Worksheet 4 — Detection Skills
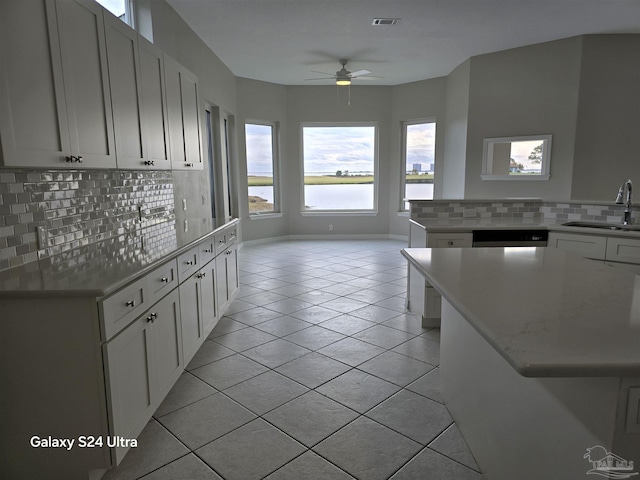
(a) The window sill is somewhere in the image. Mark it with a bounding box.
[481,174,550,181]
[300,211,378,217]
[249,212,283,220]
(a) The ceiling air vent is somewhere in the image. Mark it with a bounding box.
[372,18,400,26]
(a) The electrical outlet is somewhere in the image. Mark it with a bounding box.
[36,226,48,249]
[329,224,334,231]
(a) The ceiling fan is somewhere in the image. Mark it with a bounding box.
[305,59,381,85]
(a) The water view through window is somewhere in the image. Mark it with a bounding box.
[245,123,276,214]
[403,121,435,210]
[301,125,376,210]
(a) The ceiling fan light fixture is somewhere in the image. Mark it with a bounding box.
[336,78,351,86]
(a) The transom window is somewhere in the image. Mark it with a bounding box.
[402,120,436,210]
[96,0,135,27]
[302,124,377,211]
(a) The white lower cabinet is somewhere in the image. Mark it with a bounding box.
[200,259,219,337]
[547,232,607,259]
[549,231,640,270]
[179,272,205,365]
[216,242,239,313]
[104,288,182,465]
[407,229,472,327]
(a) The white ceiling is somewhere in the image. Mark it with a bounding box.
[166,0,640,86]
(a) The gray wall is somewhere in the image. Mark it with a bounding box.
[463,37,582,200]
[236,78,289,241]
[572,35,640,201]
[285,86,393,237]
[442,60,470,199]
[148,0,238,232]
[389,78,447,236]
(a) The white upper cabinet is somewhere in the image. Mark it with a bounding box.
[55,0,116,168]
[165,55,204,170]
[138,37,171,170]
[0,0,71,167]
[103,12,146,169]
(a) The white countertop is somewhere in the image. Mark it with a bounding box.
[402,247,640,377]
[411,217,640,238]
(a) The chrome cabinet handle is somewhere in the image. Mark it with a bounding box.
[226,250,232,255]
[65,155,83,163]
[143,160,155,166]
[203,248,212,253]
[125,300,136,307]
[146,312,157,323]
[160,277,169,283]
[185,163,194,167]
[185,260,194,265]
[197,272,206,279]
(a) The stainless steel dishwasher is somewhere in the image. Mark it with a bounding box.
[471,229,548,247]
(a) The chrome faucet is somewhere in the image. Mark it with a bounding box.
[615,178,633,225]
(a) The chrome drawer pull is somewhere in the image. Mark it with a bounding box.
[160,277,169,283]
[125,300,136,307]
[185,260,194,265]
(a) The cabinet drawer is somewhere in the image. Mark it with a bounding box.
[101,278,148,340]
[199,238,216,265]
[147,259,178,305]
[427,233,473,248]
[605,237,640,264]
[177,247,199,282]
[214,232,228,255]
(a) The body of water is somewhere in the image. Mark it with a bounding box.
[248,183,434,210]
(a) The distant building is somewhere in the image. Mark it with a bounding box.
[412,163,421,172]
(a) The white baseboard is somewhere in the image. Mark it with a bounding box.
[239,233,408,250]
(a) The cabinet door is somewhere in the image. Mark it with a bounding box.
[605,236,640,264]
[56,0,116,168]
[225,244,239,301]
[0,0,72,167]
[103,12,145,169]
[138,37,171,169]
[199,263,219,337]
[179,275,204,365]
[165,55,203,170]
[215,253,229,313]
[149,289,183,402]
[548,232,607,260]
[180,70,203,169]
[104,315,154,464]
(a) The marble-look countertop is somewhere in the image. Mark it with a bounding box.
[402,246,640,377]
[0,218,238,298]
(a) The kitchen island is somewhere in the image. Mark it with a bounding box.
[403,247,640,480]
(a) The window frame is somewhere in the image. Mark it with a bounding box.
[97,0,136,28]
[481,134,552,181]
[300,122,379,214]
[245,120,280,217]
[400,118,437,212]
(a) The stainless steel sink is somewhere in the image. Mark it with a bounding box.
[562,221,640,231]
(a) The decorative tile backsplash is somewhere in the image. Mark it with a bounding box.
[410,199,639,223]
[0,169,175,272]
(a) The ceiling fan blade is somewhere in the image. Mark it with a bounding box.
[311,70,336,76]
[348,70,371,77]
[304,77,335,81]
[352,75,385,80]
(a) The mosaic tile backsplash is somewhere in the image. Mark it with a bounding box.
[0,169,175,272]
[410,199,639,224]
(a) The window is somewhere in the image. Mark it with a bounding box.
[482,135,552,180]
[246,122,278,214]
[96,0,135,27]
[302,124,377,211]
[402,121,436,210]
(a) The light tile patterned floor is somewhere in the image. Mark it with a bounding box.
[103,240,484,480]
